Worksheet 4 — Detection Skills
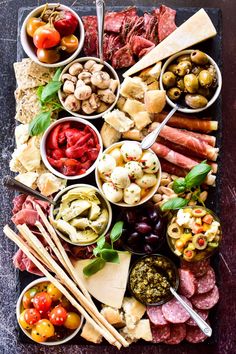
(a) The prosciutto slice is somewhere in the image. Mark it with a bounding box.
[159,158,188,177]
[13,249,44,276]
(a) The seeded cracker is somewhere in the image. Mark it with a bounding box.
[15,88,41,124]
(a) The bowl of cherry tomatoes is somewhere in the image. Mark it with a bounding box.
[16,278,84,345]
[20,3,85,67]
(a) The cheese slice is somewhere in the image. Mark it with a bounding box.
[123,9,217,77]
[73,252,131,308]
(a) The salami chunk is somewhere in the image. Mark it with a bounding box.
[162,296,192,323]
[104,7,137,33]
[158,5,177,42]
[191,285,219,310]
[151,324,170,343]
[186,324,208,343]
[178,269,197,298]
[164,324,186,344]
[180,258,210,278]
[196,266,216,294]
[186,308,209,326]
[129,35,155,57]
[147,306,168,326]
[112,44,135,69]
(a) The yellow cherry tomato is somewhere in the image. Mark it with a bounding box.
[64,312,81,330]
[47,283,62,301]
[37,281,49,292]
[35,319,55,338]
[60,296,71,310]
[31,327,46,343]
[60,34,79,53]
[19,310,33,331]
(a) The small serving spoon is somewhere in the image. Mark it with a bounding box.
[141,104,178,150]
[3,175,56,206]
[96,0,105,63]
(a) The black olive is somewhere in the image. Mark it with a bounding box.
[144,244,153,254]
[135,222,152,234]
[145,234,160,246]
[125,210,136,224]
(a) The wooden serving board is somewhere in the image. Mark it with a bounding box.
[17,5,222,350]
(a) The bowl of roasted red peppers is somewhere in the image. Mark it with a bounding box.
[41,117,102,179]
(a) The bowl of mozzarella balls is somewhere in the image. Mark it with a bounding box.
[95,141,161,207]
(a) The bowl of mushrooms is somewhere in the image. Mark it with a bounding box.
[58,57,120,119]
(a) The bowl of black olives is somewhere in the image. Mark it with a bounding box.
[160,49,222,113]
[120,203,167,255]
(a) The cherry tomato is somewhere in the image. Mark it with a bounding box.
[60,296,71,310]
[19,310,33,330]
[31,327,46,343]
[33,23,61,49]
[35,319,55,338]
[64,312,81,330]
[26,17,46,37]
[37,281,49,293]
[49,305,67,326]
[24,308,41,325]
[60,34,79,53]
[37,48,60,64]
[47,283,62,301]
[22,288,37,309]
[33,292,52,313]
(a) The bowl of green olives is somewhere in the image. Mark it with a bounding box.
[160,49,222,113]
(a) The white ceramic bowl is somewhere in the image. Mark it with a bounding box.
[16,277,84,345]
[41,116,103,180]
[95,141,162,208]
[50,184,112,245]
[160,49,222,113]
[20,3,85,68]
[58,57,120,119]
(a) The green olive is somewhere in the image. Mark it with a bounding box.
[162,71,177,88]
[184,74,199,93]
[198,86,210,97]
[167,87,182,101]
[176,61,192,76]
[177,78,185,91]
[208,65,218,87]
[185,94,208,109]
[167,64,178,74]
[190,50,209,65]
[177,54,191,63]
[198,70,213,88]
[191,65,203,76]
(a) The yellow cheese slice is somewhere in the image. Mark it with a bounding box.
[73,252,131,308]
[123,9,217,77]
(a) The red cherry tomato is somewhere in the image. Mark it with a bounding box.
[37,48,60,64]
[26,17,46,37]
[33,23,61,49]
[49,305,68,326]
[22,288,37,309]
[33,292,52,313]
[24,308,41,325]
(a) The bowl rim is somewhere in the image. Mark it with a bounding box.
[58,56,120,119]
[20,3,85,68]
[49,183,113,246]
[16,277,84,345]
[159,49,222,113]
[128,254,179,306]
[40,116,103,180]
[95,140,162,208]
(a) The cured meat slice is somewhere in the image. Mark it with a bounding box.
[162,296,192,323]
[178,269,197,298]
[147,306,168,326]
[186,308,209,326]
[121,15,139,41]
[12,209,39,226]
[151,324,170,343]
[177,129,216,147]
[12,194,27,214]
[139,45,155,58]
[112,44,135,69]
[13,249,44,276]
[164,324,186,344]
[129,35,155,57]
[185,324,208,343]
[180,259,210,278]
[191,285,219,310]
[82,15,97,31]
[83,29,98,56]
[144,13,158,44]
[158,5,177,42]
[104,7,137,33]
[103,34,123,61]
[126,17,145,43]
[159,158,187,177]
[196,266,216,294]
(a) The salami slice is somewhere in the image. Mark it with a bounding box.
[196,266,216,294]
[178,269,197,298]
[129,35,155,57]
[147,306,168,326]
[164,324,186,344]
[186,324,208,343]
[180,258,210,278]
[104,7,137,33]
[112,44,135,69]
[162,296,192,323]
[186,308,209,326]
[151,324,170,343]
[191,285,219,310]
[158,5,177,42]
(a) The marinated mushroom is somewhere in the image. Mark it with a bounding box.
[109,79,119,93]
[64,94,81,112]
[90,63,104,72]
[91,71,111,89]
[76,79,86,89]
[88,93,101,111]
[78,71,92,84]
[74,85,92,100]
[84,59,97,71]
[68,62,83,76]
[96,101,109,113]
[82,98,97,114]
[61,74,77,83]
[63,80,75,94]
[97,89,116,104]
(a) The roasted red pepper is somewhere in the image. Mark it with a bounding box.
[47,125,61,149]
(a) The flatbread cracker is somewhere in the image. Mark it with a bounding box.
[15,88,41,123]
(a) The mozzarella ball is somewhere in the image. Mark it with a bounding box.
[120,142,142,162]
[111,167,130,189]
[109,148,123,166]
[98,154,116,179]
[140,151,159,173]
[135,174,157,188]
[124,183,142,205]
[125,161,143,180]
[102,182,123,203]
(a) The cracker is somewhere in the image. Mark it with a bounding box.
[15,88,41,124]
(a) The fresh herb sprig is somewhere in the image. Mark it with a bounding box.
[83,221,124,277]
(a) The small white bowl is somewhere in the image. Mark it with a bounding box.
[58,57,120,119]
[50,184,112,245]
[95,141,162,208]
[16,277,84,345]
[160,49,222,113]
[40,116,103,180]
[20,3,85,68]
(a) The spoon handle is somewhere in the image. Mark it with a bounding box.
[96,0,105,63]
[170,287,212,337]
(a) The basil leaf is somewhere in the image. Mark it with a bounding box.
[96,236,106,249]
[29,111,51,136]
[41,81,62,103]
[100,249,120,264]
[185,162,211,189]
[161,197,189,211]
[52,67,63,82]
[37,86,43,99]
[110,221,124,243]
[83,257,106,277]
[173,179,187,194]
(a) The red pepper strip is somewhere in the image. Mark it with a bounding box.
[51,148,65,160]
[65,129,84,147]
[47,125,61,149]
[60,122,71,131]
[86,126,99,145]
[81,161,92,170]
[87,148,100,161]
[63,159,80,176]
[72,133,92,148]
[47,157,65,171]
[65,144,87,159]
[80,153,88,163]
[58,131,66,145]
[87,138,95,147]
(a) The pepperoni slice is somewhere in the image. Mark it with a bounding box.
[186,324,209,343]
[147,306,168,326]
[196,266,216,294]
[191,285,219,310]
[178,269,197,298]
[151,324,170,343]
[186,308,209,326]
[162,296,192,323]
[164,323,186,344]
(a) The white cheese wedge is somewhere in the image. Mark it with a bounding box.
[73,252,131,308]
[123,9,217,77]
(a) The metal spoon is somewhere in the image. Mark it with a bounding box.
[141,104,178,150]
[170,287,212,337]
[96,0,105,63]
[3,175,56,206]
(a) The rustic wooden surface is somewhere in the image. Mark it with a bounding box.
[0,0,235,353]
